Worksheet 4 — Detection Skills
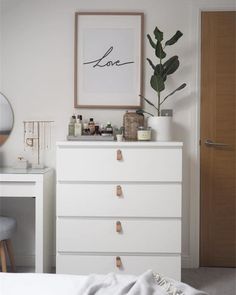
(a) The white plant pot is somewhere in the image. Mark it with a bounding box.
[147,116,172,141]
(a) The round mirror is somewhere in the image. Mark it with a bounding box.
[0,92,14,146]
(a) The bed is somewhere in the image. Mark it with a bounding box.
[0,270,207,295]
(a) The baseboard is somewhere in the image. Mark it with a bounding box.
[14,255,56,268]
[181,255,192,268]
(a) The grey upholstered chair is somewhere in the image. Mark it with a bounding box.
[0,216,17,272]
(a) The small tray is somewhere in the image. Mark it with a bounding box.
[67,135,115,141]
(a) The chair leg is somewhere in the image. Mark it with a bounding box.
[5,239,16,272]
[0,240,7,272]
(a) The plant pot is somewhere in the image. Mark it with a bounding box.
[147,116,172,141]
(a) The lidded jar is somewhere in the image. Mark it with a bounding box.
[137,126,152,141]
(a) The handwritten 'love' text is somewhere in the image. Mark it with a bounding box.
[83,46,134,68]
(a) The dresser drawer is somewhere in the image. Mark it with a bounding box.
[57,147,182,182]
[57,218,181,253]
[57,183,181,218]
[56,254,181,280]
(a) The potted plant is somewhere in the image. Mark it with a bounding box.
[137,27,186,141]
[114,126,124,141]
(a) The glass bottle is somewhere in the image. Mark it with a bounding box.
[105,122,113,135]
[88,118,95,135]
[100,124,105,136]
[94,125,101,135]
[68,115,76,136]
[74,115,82,136]
[83,122,89,135]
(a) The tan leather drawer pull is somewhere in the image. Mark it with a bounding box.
[116,221,122,233]
[116,185,122,197]
[116,149,122,161]
[116,256,122,268]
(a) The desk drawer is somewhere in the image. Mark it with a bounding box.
[0,182,35,197]
[57,254,181,280]
[57,147,182,182]
[57,183,181,218]
[57,218,181,253]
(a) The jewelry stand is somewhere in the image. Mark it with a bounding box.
[24,121,53,168]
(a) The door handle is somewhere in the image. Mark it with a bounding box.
[204,139,230,147]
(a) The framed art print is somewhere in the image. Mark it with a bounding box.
[74,12,144,108]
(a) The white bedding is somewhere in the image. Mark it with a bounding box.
[0,270,207,295]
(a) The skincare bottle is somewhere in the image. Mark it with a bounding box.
[94,124,101,135]
[74,115,82,136]
[79,115,83,134]
[88,118,95,135]
[105,122,113,135]
[68,115,76,136]
[100,124,105,136]
[83,122,89,135]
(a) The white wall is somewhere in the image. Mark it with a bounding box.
[0,0,235,269]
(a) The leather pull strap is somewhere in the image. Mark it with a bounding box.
[116,256,122,268]
[116,149,122,161]
[116,221,122,233]
[116,185,122,197]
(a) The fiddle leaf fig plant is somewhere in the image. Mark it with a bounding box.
[137,27,186,117]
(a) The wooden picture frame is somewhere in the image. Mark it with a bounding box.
[74,12,144,109]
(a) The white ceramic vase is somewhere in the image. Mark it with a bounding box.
[147,116,172,141]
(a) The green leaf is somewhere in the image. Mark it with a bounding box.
[160,83,187,105]
[147,34,156,49]
[163,56,180,76]
[139,94,159,111]
[154,64,167,81]
[163,56,178,69]
[175,83,186,91]
[155,41,166,59]
[165,30,183,46]
[153,27,163,42]
[154,64,164,75]
[136,109,154,117]
[150,74,165,93]
[147,58,155,71]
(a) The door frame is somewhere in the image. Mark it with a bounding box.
[190,1,236,268]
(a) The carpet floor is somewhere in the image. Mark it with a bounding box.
[182,267,236,295]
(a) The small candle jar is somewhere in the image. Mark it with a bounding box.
[137,127,152,141]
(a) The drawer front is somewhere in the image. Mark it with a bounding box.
[56,254,181,280]
[57,183,181,218]
[57,218,181,253]
[0,182,35,197]
[57,147,182,182]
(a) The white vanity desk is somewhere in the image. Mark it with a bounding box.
[0,167,54,273]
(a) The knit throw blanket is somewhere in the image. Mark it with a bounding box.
[0,270,208,295]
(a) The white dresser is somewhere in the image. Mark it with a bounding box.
[56,141,182,280]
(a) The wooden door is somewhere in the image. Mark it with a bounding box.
[200,11,236,267]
